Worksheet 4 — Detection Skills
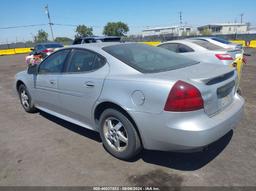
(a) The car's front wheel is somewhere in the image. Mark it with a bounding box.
[99,108,142,160]
[18,84,37,113]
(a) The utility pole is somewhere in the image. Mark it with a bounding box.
[240,13,244,24]
[179,11,183,37]
[179,11,183,26]
[45,5,54,41]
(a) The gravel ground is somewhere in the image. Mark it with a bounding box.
[0,49,255,187]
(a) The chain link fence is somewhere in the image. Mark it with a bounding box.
[1,33,256,49]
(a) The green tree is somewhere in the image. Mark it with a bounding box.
[75,25,93,37]
[181,31,187,36]
[200,28,212,35]
[103,22,129,36]
[34,29,48,43]
[55,37,73,45]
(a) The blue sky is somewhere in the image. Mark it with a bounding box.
[0,0,255,43]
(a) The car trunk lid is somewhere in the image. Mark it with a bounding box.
[148,63,238,116]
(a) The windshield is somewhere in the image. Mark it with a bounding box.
[103,43,198,73]
[44,44,64,48]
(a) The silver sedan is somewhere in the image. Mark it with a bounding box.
[15,43,244,160]
[158,39,243,66]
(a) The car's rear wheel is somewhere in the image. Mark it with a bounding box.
[99,108,142,160]
[18,84,37,113]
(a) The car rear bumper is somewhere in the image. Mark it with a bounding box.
[130,93,244,151]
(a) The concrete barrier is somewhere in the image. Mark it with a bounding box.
[249,40,256,48]
[0,47,31,56]
[141,41,161,46]
[230,40,246,47]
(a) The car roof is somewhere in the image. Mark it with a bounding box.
[66,42,133,49]
[159,39,196,45]
[76,36,121,40]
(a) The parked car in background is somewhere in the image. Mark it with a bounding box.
[26,42,64,65]
[190,37,245,80]
[191,37,243,51]
[158,39,244,80]
[72,36,121,44]
[16,43,244,160]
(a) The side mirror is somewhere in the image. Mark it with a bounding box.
[27,64,38,75]
[30,48,34,51]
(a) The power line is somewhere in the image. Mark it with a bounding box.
[0,24,47,29]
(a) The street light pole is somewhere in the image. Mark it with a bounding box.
[45,5,54,41]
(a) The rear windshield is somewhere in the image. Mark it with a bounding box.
[103,43,198,73]
[211,37,231,44]
[191,40,223,50]
[44,44,64,48]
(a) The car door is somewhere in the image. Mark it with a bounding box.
[34,49,70,113]
[58,48,109,128]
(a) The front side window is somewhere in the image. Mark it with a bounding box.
[103,43,198,73]
[38,49,70,74]
[67,49,105,73]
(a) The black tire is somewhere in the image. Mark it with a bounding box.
[99,108,142,160]
[18,84,37,113]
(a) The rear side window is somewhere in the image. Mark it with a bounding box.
[177,44,194,53]
[158,43,178,53]
[191,40,223,50]
[103,43,198,73]
[67,49,105,73]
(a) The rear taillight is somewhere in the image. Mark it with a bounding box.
[164,80,204,112]
[42,49,53,53]
[215,54,233,60]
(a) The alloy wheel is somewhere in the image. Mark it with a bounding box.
[103,117,128,152]
[20,90,30,109]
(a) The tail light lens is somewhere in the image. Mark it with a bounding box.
[164,81,204,112]
[215,54,233,60]
[42,49,54,53]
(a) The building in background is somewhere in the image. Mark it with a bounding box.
[142,25,197,37]
[197,23,249,35]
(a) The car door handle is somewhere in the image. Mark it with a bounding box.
[49,80,56,85]
[85,81,95,87]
